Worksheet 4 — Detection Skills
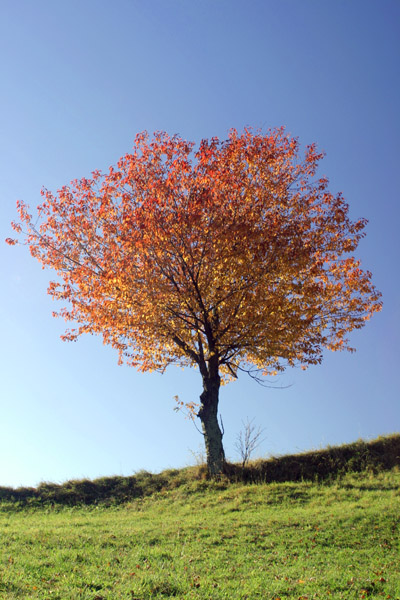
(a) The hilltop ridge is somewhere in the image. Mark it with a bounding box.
[1,433,398,508]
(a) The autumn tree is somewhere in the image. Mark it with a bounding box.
[7,129,382,476]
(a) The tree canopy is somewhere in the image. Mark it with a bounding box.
[8,128,382,474]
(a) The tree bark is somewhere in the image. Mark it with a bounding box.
[197,370,225,477]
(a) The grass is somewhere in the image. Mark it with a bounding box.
[1,434,399,507]
[0,435,399,599]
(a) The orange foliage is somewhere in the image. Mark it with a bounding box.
[8,129,382,380]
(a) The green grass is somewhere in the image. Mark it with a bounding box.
[0,449,399,598]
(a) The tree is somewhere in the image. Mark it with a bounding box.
[235,418,266,467]
[7,128,382,476]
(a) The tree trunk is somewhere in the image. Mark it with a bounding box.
[197,371,225,477]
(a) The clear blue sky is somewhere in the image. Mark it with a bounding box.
[1,0,399,488]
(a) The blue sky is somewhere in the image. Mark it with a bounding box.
[1,0,399,488]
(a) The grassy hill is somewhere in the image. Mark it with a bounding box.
[0,435,399,599]
[1,434,399,507]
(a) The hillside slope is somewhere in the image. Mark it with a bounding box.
[0,468,399,599]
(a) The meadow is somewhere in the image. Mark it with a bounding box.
[0,436,399,599]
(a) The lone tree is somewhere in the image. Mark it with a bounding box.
[7,129,382,476]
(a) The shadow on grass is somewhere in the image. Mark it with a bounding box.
[224,433,400,485]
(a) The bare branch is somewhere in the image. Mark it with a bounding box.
[235,418,266,467]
